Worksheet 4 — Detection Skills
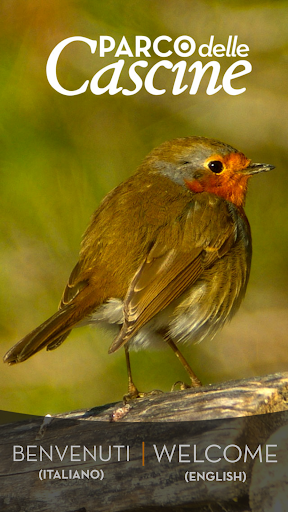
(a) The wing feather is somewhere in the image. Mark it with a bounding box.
[109,196,236,353]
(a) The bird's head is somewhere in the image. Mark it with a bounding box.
[144,136,274,208]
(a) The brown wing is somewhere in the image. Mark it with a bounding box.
[108,195,236,353]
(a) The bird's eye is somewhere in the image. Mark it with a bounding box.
[208,160,224,173]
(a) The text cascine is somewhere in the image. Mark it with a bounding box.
[46,35,252,97]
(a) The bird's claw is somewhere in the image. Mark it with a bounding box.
[171,380,191,391]
[171,379,202,391]
[123,388,163,403]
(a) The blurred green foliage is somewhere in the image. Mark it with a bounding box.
[0,0,288,415]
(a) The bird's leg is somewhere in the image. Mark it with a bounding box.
[123,345,163,401]
[165,336,202,389]
[123,345,141,401]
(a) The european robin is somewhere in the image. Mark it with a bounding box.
[4,137,274,397]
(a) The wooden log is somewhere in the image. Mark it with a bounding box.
[0,372,288,512]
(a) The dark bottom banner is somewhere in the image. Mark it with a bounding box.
[1,408,288,512]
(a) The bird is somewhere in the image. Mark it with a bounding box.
[3,136,274,398]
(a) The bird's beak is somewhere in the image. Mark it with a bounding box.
[243,162,275,175]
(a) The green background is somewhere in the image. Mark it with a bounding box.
[1,0,288,415]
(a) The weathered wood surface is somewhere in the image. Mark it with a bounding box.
[1,372,288,512]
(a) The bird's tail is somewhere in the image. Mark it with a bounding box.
[3,307,75,365]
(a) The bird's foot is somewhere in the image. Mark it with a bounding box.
[171,378,202,391]
[123,385,163,403]
[171,380,191,391]
[123,389,144,403]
